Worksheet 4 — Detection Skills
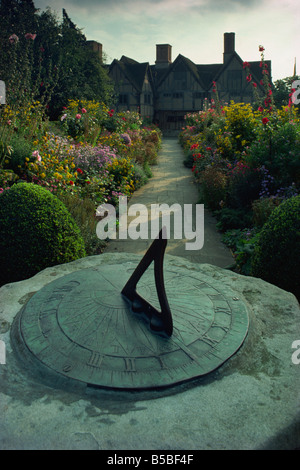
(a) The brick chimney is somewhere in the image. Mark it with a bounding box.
[223,32,235,63]
[155,44,172,68]
[87,40,103,62]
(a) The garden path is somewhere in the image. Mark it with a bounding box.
[103,137,234,268]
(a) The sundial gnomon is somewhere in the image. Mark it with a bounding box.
[12,229,249,389]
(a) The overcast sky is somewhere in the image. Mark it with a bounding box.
[34,0,299,81]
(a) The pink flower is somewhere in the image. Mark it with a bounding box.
[81,108,87,113]
[75,114,81,119]
[32,150,41,161]
[25,33,36,40]
[258,106,264,112]
[9,34,19,44]
[60,113,67,121]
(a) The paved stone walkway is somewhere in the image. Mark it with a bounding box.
[104,137,234,268]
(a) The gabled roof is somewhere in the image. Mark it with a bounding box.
[197,64,223,89]
[210,51,271,91]
[109,50,272,95]
[109,56,152,93]
[152,53,208,90]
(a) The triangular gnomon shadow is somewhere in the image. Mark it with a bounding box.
[121,227,173,337]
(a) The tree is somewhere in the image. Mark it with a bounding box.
[273,75,300,110]
[0,1,114,119]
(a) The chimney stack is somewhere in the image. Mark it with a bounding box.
[223,32,235,62]
[155,44,172,68]
[87,40,103,63]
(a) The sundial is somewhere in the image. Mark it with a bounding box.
[12,229,249,389]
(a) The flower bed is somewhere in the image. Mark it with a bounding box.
[179,46,300,296]
[0,98,162,260]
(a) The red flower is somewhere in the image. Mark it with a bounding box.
[76,168,83,174]
[246,74,252,82]
[25,33,36,40]
[262,117,269,125]
[243,61,250,69]
[258,106,264,112]
[69,181,74,185]
[259,45,265,52]
[252,82,257,88]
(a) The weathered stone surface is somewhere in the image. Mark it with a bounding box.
[0,253,299,450]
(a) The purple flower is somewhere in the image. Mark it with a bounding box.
[120,133,131,146]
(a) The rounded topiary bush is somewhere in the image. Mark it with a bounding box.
[0,183,86,285]
[251,195,300,299]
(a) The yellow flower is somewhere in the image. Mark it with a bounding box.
[40,173,46,179]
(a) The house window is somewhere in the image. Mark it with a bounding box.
[144,94,151,104]
[119,94,128,105]
[193,92,206,99]
[173,92,183,99]
[227,70,242,91]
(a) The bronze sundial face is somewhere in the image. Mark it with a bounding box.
[12,232,249,390]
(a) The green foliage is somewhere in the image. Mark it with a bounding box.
[222,228,260,275]
[215,207,253,231]
[56,192,106,256]
[252,197,282,227]
[245,120,300,188]
[273,75,300,110]
[0,2,113,121]
[198,167,227,211]
[4,134,33,174]
[227,163,263,209]
[251,195,300,298]
[0,183,86,285]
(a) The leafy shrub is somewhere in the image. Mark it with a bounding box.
[227,163,263,209]
[56,192,106,256]
[215,207,253,231]
[5,134,33,174]
[199,167,227,211]
[0,183,86,285]
[251,195,300,298]
[222,228,260,275]
[252,197,282,227]
[245,121,300,188]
